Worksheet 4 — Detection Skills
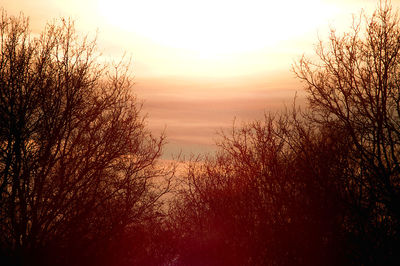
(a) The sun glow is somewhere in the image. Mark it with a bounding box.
[97,0,338,57]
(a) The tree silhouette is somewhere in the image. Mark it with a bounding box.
[167,113,353,265]
[294,1,400,263]
[0,12,173,266]
[168,1,400,265]
[4,1,400,265]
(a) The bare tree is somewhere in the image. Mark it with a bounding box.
[168,2,400,265]
[168,113,351,265]
[0,11,173,265]
[294,0,400,263]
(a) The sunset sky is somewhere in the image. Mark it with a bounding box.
[2,0,398,157]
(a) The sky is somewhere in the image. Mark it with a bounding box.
[1,0,398,158]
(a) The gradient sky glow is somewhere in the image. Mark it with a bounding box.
[1,0,396,157]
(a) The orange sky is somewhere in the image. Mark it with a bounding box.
[2,0,397,157]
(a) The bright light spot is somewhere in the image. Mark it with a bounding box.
[97,0,339,57]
